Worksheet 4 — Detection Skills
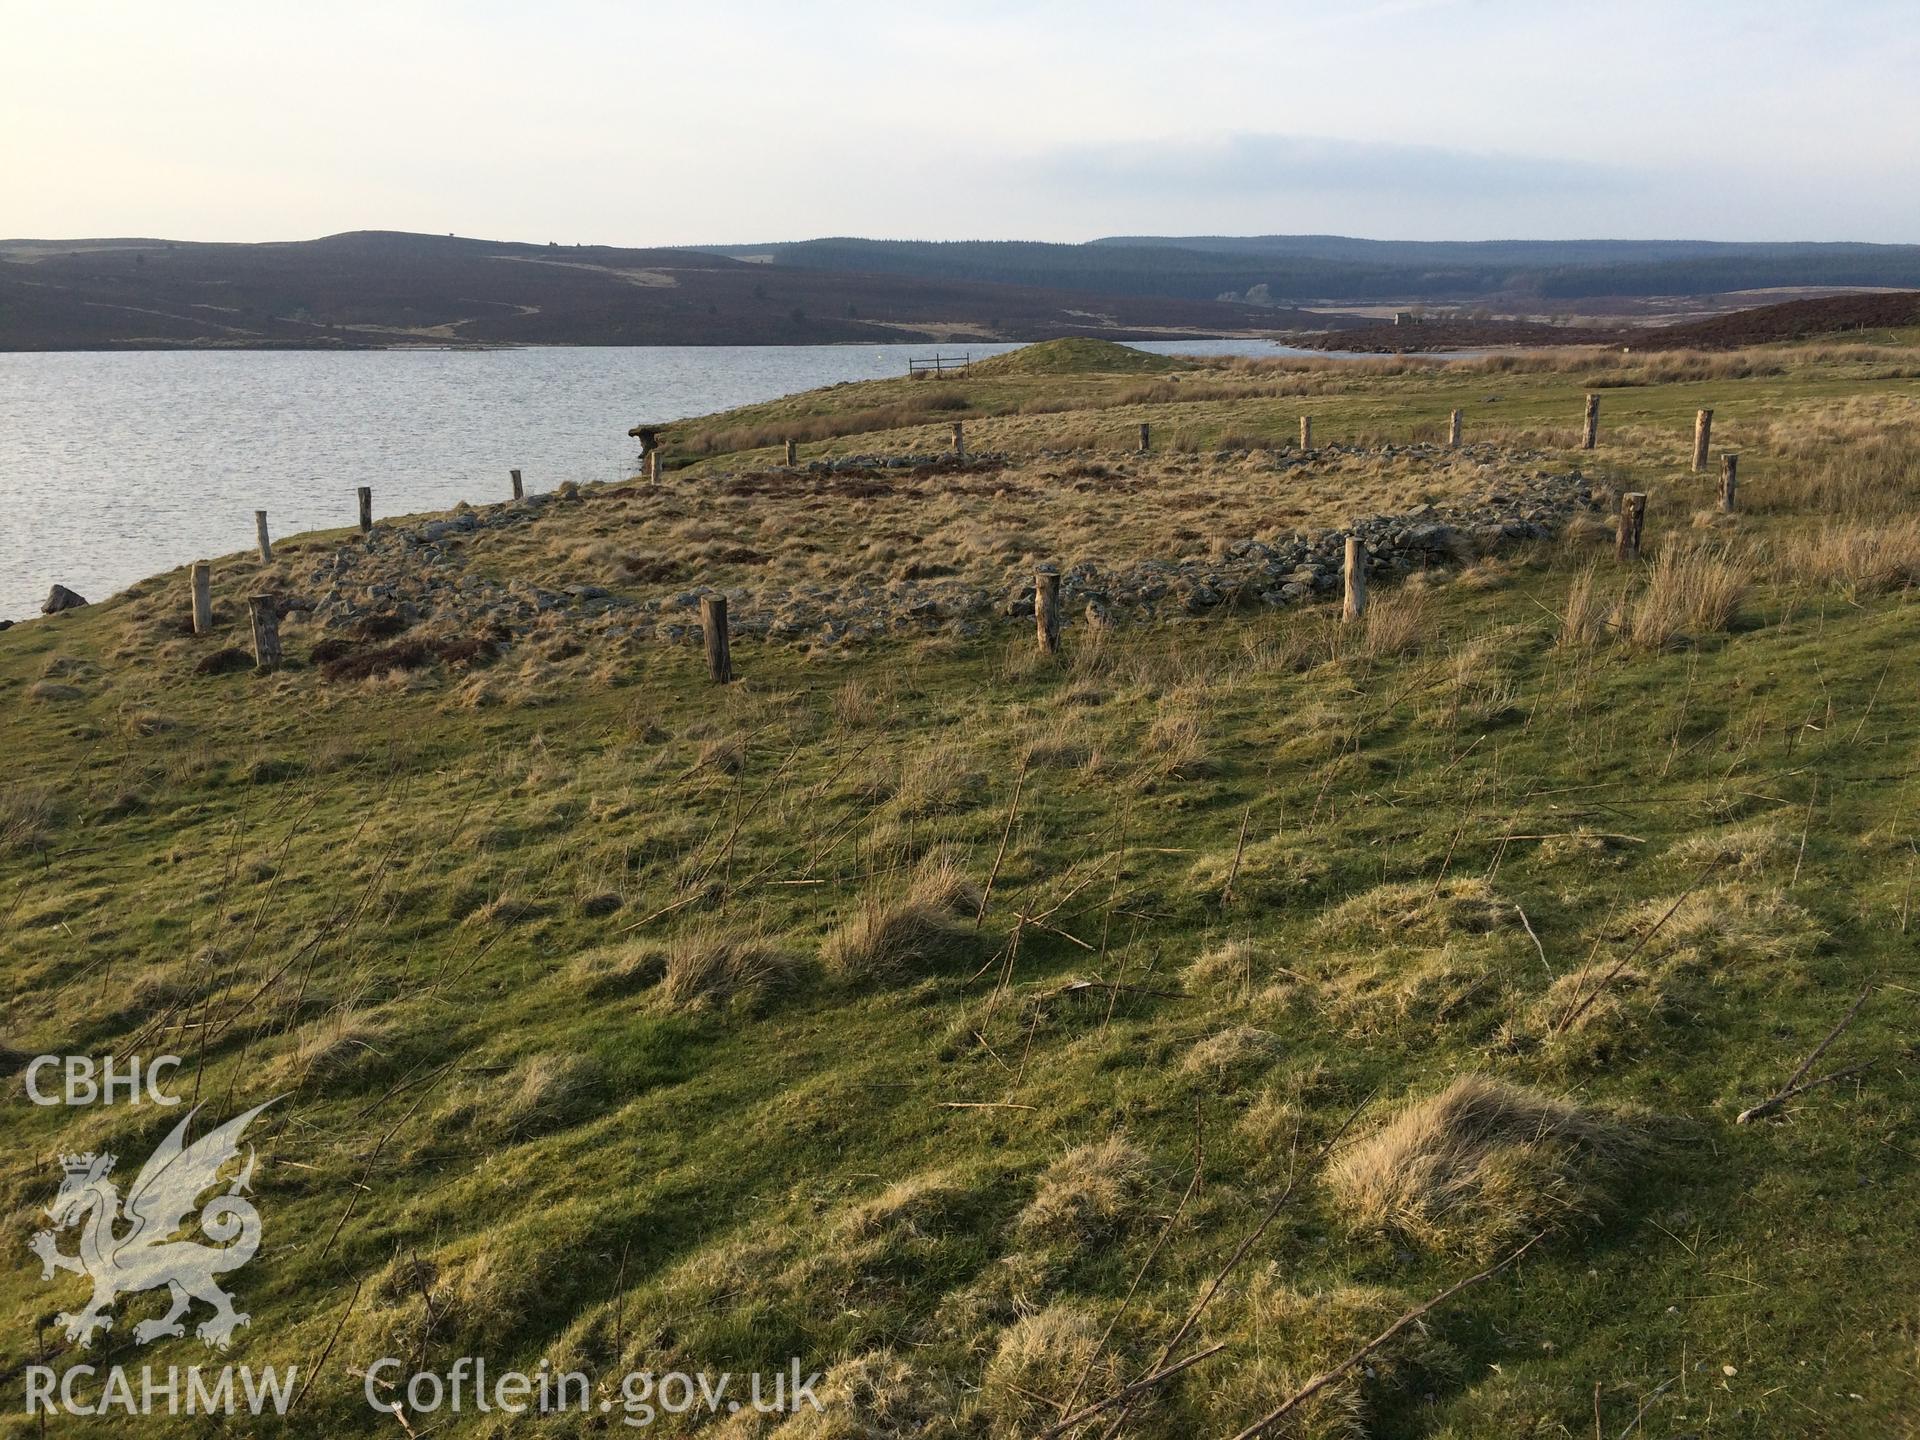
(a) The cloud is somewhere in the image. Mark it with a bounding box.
[1020,132,1639,204]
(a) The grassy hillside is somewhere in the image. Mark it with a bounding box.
[5,337,1920,1436]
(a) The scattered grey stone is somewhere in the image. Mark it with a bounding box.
[42,585,88,614]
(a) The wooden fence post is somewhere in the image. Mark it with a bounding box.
[510,468,524,500]
[700,594,732,684]
[357,486,373,534]
[784,439,797,466]
[247,594,282,669]
[1720,454,1739,512]
[1582,394,1600,450]
[255,511,272,563]
[1300,415,1313,450]
[1342,537,1367,622]
[1138,422,1150,453]
[1035,570,1061,655]
[646,450,660,483]
[951,421,965,458]
[1448,409,1463,447]
[190,560,212,635]
[1693,409,1713,472]
[1617,492,1647,562]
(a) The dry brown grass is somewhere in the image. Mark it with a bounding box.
[1327,1075,1636,1253]
[484,1052,604,1139]
[1320,877,1511,944]
[1623,546,1748,649]
[1774,517,1920,595]
[1666,820,1790,875]
[980,1304,1126,1435]
[822,854,982,982]
[655,925,803,1011]
[1556,562,1612,648]
[0,784,59,857]
[272,1005,392,1084]
[1349,587,1431,659]
[1180,1024,1284,1084]
[1015,1134,1155,1246]
[1622,883,1821,969]
[1200,1279,1465,1438]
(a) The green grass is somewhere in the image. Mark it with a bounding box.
[3,343,1920,1436]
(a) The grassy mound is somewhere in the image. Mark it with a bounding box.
[1328,1076,1640,1254]
[970,336,1178,376]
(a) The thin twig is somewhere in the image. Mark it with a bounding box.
[976,755,1031,928]
[1737,985,1877,1123]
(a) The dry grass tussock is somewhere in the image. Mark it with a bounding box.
[727,1347,961,1438]
[1622,546,1748,649]
[653,925,802,1011]
[1622,883,1821,969]
[0,784,60,857]
[1773,517,1920,595]
[1555,562,1614,648]
[980,1304,1127,1436]
[822,853,982,981]
[271,1005,391,1084]
[1015,1134,1155,1246]
[1180,1024,1283,1084]
[479,1052,604,1140]
[1666,820,1790,875]
[1320,943,1507,1039]
[1525,964,1662,1070]
[1345,587,1430,660]
[1328,1075,1638,1253]
[566,941,668,997]
[1320,877,1511,943]
[1198,1279,1465,1438]
[1188,834,1331,905]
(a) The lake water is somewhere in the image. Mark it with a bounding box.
[0,338,1341,622]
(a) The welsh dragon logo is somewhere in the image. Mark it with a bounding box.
[28,1099,278,1350]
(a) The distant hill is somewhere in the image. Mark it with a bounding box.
[706,236,1920,305]
[1298,290,1920,353]
[0,230,1306,351]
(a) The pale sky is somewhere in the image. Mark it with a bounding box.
[5,0,1917,246]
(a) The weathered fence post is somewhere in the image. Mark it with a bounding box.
[1342,536,1367,622]
[247,594,282,669]
[646,450,660,483]
[784,439,797,466]
[1138,422,1150,453]
[510,468,524,500]
[1720,454,1739,513]
[255,511,272,563]
[1448,409,1463,447]
[1582,393,1600,450]
[1300,415,1313,450]
[1035,570,1061,655]
[700,594,732,684]
[190,560,213,635]
[1617,492,1647,563]
[357,486,373,534]
[1693,409,1713,472]
[951,421,965,458]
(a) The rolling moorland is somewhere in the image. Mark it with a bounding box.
[12,229,1920,350]
[0,232,1308,351]
[6,331,1920,1435]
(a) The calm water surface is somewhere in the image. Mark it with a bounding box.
[0,338,1337,621]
